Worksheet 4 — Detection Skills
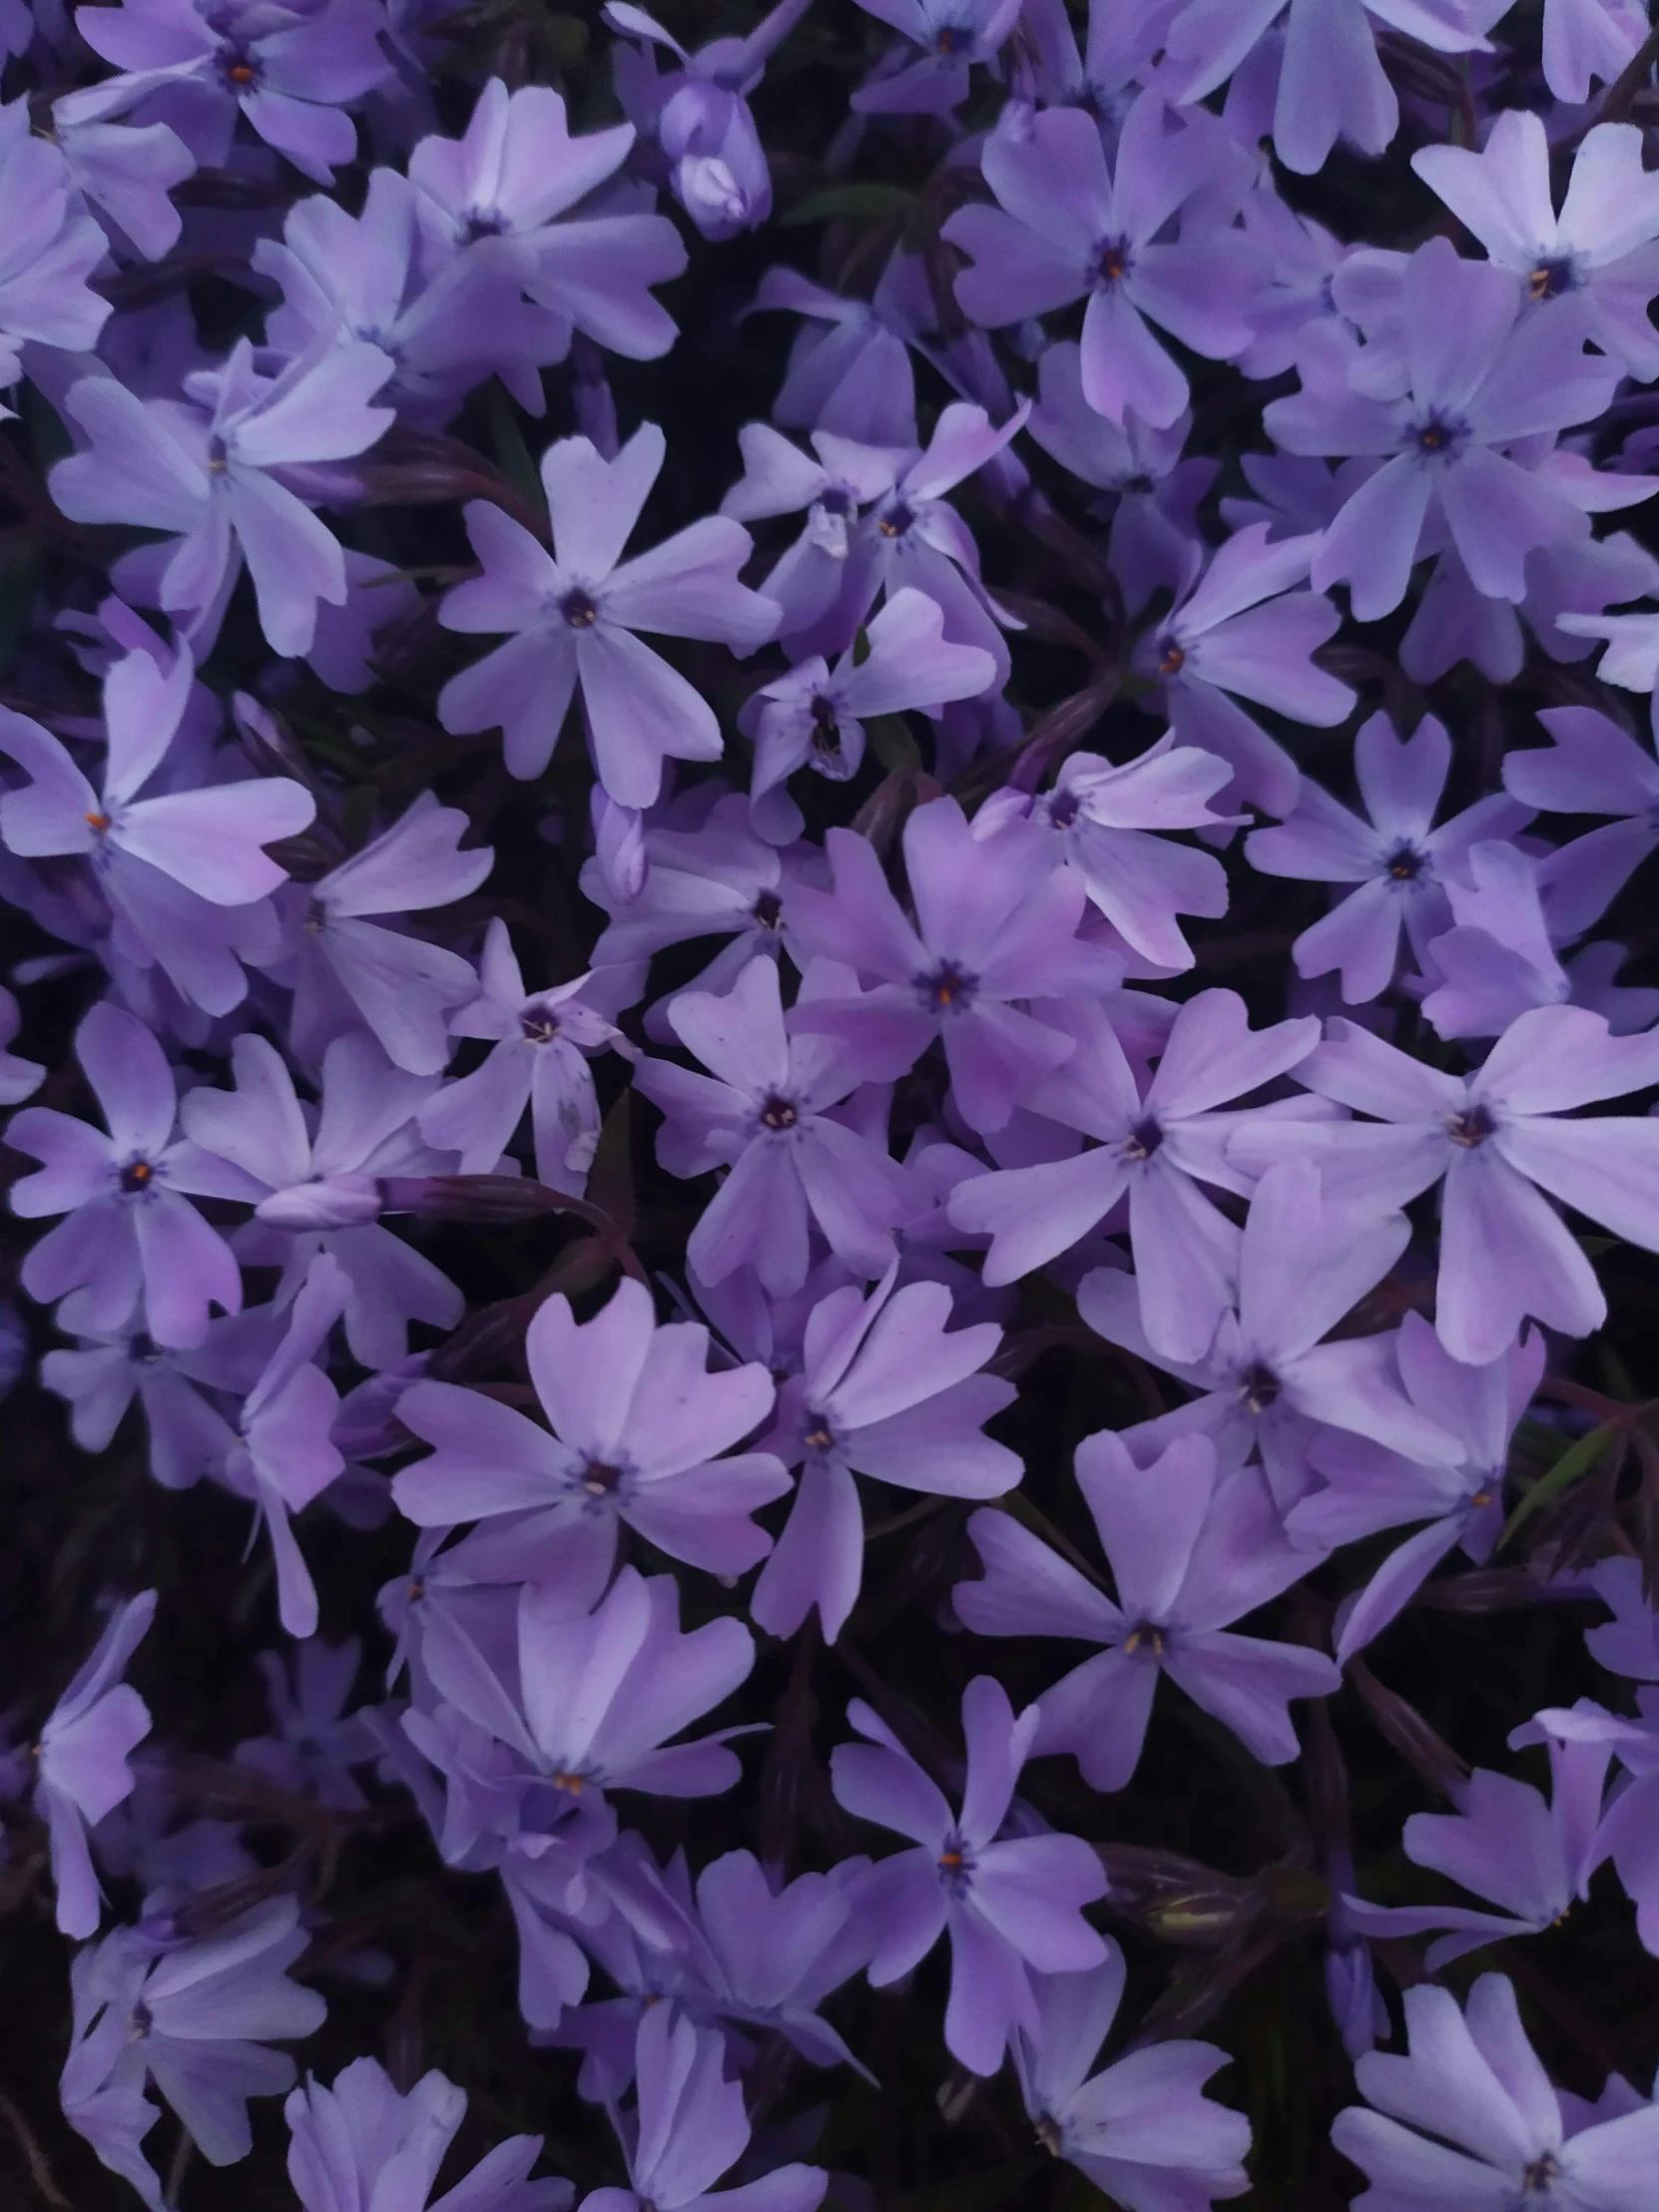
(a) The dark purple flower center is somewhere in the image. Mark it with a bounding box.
[1522,2153,1561,2192]
[916,960,977,1014]
[877,500,914,539]
[1122,1117,1163,1161]
[575,1458,634,1513]
[561,588,600,628]
[760,1093,800,1131]
[1047,788,1082,830]
[129,1999,154,2041]
[803,1412,836,1451]
[817,484,853,518]
[1122,1621,1167,1657]
[810,695,842,755]
[1239,1362,1281,1413]
[934,23,967,53]
[1121,471,1154,495]
[752,889,785,930]
[119,1158,157,1197]
[1094,234,1134,287]
[1447,1103,1495,1147]
[129,1333,162,1364]
[936,1832,975,1896]
[1406,409,1470,462]
[521,1009,560,1043]
[1035,2114,1065,2155]
[1157,635,1186,676]
[303,895,329,933]
[1527,257,1576,301]
[459,208,508,243]
[1384,843,1426,881]
[219,44,261,89]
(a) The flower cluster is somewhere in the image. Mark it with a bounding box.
[1,0,1659,2205]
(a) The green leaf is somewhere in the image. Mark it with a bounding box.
[781,183,915,229]
[866,712,921,772]
[488,378,548,528]
[1500,1421,1615,1548]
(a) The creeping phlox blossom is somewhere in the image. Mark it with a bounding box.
[4,0,1659,2204]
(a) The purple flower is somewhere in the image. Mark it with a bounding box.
[1246,711,1533,1004]
[29,1590,157,1937]
[178,1028,463,1369]
[418,919,635,1192]
[1289,1316,1544,1664]
[674,1849,871,2071]
[1501,706,1659,893]
[1343,1738,1616,1966]
[606,0,812,239]
[748,257,921,447]
[1413,114,1659,381]
[949,990,1322,1361]
[1013,1952,1252,2212]
[584,791,808,1006]
[1161,0,1507,177]
[787,799,1114,1135]
[1541,0,1648,103]
[1227,1006,1659,1364]
[287,2055,572,2212]
[831,1675,1109,2076]
[393,1275,790,1584]
[237,1639,376,1812]
[0,984,43,1104]
[740,587,996,842]
[789,403,1027,685]
[1332,1973,1659,2210]
[437,423,780,802]
[1079,1162,1459,1506]
[46,104,196,264]
[849,0,1019,117]
[218,1255,349,1638]
[633,954,916,1293]
[943,94,1262,428]
[581,2008,826,2212]
[751,1263,1019,1642]
[256,169,553,425]
[50,338,397,657]
[1025,344,1218,618]
[982,738,1236,972]
[7,1000,243,1347]
[957,1430,1338,1787]
[39,1312,254,1489]
[408,78,685,364]
[416,1567,757,1806]
[61,1896,327,2208]
[719,423,907,640]
[281,793,492,1076]
[0,97,114,402]
[1133,524,1355,819]
[69,0,391,184]
[0,638,315,1016]
[1265,238,1621,621]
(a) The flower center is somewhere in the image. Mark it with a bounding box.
[561,588,599,628]
[1094,234,1134,286]
[760,1093,800,1131]
[1035,2114,1064,2156]
[916,960,977,1014]
[1446,1103,1495,1147]
[1527,257,1575,301]
[580,1459,625,1498]
[818,484,853,518]
[303,895,328,934]
[520,1010,559,1044]
[129,1999,154,2041]
[1239,1361,1281,1413]
[119,1158,157,1196]
[1122,1622,1166,1657]
[810,696,842,756]
[936,1834,975,1895]
[221,47,260,87]
[1122,1117,1163,1162]
[1385,843,1425,881]
[1406,409,1470,462]
[1522,2153,1561,2193]
[85,811,112,833]
[459,207,507,243]
[877,500,914,539]
[803,1413,835,1450]
[552,1769,587,1795]
[934,22,967,52]
[1157,636,1186,676]
[752,889,784,930]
